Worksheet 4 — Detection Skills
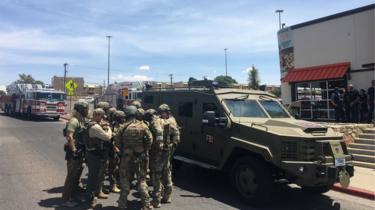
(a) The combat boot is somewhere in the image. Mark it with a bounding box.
[141,204,153,210]
[111,185,121,193]
[117,199,127,209]
[152,200,161,208]
[96,191,109,199]
[89,196,98,209]
[161,197,171,204]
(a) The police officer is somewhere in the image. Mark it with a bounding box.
[108,110,125,193]
[330,87,344,122]
[150,104,180,208]
[62,101,89,207]
[115,105,153,210]
[85,108,113,208]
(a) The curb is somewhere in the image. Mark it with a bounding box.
[332,184,375,200]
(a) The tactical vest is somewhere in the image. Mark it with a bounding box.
[84,122,102,151]
[121,120,146,153]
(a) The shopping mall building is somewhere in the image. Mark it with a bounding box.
[278,4,374,121]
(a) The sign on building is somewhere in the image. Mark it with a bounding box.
[278,27,295,74]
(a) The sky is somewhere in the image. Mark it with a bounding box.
[0,0,373,86]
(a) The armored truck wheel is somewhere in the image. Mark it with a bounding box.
[231,156,272,204]
[53,116,60,121]
[302,184,333,194]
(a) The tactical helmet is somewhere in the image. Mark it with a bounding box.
[93,108,105,116]
[145,109,157,116]
[137,108,145,116]
[74,101,89,114]
[124,105,138,117]
[97,101,110,111]
[158,104,171,113]
[131,100,142,109]
[108,107,117,115]
[114,110,125,118]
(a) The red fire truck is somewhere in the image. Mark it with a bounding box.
[0,83,66,120]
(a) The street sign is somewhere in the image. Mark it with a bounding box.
[65,80,78,96]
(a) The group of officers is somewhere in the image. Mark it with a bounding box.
[61,100,180,210]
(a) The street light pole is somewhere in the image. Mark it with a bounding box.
[224,48,228,76]
[63,63,68,93]
[106,35,112,88]
[275,10,284,30]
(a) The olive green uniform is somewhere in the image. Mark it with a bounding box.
[62,114,85,202]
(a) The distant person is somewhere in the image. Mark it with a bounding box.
[368,80,375,123]
[345,84,360,123]
[330,87,344,122]
[359,89,368,123]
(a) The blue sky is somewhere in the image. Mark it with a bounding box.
[0,0,373,87]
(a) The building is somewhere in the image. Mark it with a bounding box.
[278,4,374,121]
[83,84,103,96]
[51,76,85,95]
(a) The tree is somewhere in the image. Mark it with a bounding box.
[247,65,260,90]
[15,74,44,85]
[214,75,237,87]
[188,77,197,85]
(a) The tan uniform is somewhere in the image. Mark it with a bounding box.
[115,118,153,209]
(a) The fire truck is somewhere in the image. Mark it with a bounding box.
[0,83,66,120]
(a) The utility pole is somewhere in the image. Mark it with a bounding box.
[224,48,228,76]
[63,63,68,93]
[106,35,112,88]
[275,9,284,30]
[169,74,173,87]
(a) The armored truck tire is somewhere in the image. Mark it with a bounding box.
[53,116,60,121]
[231,156,272,204]
[301,184,333,194]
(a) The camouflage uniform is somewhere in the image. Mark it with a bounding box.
[85,108,113,207]
[62,102,88,204]
[115,106,153,209]
[150,104,180,207]
[108,111,125,192]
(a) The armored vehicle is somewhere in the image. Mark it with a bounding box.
[142,84,354,204]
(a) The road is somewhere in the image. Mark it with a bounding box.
[0,113,374,210]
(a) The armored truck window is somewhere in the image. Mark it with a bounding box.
[143,95,154,104]
[224,99,267,118]
[178,102,193,117]
[202,103,218,114]
[259,100,290,118]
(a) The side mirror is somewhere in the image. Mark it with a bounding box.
[202,111,215,126]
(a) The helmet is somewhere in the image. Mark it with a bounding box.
[114,110,125,118]
[74,101,89,114]
[131,100,142,109]
[93,108,105,116]
[145,109,157,116]
[97,101,110,111]
[108,107,117,115]
[158,104,170,113]
[124,105,138,117]
[137,108,145,116]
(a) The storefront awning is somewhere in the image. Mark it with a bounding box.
[282,62,350,83]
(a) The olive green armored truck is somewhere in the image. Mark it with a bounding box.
[142,84,354,204]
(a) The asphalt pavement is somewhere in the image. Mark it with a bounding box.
[0,113,374,210]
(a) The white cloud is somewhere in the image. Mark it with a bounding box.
[138,65,150,71]
[112,74,153,82]
[0,85,6,92]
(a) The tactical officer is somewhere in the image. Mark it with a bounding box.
[115,105,153,210]
[95,101,112,197]
[330,87,344,122]
[132,100,142,109]
[150,104,180,208]
[85,108,113,208]
[108,107,117,128]
[62,101,89,207]
[108,110,126,193]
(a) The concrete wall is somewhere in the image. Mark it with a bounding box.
[350,71,375,91]
[293,9,374,70]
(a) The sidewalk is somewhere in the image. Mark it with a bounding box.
[332,166,375,200]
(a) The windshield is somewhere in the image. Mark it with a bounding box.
[35,92,65,101]
[224,99,267,118]
[259,100,290,118]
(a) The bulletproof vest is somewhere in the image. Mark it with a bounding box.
[121,120,145,150]
[83,122,100,150]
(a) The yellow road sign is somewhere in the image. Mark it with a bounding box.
[65,80,78,96]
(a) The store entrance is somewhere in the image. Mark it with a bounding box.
[295,80,346,121]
